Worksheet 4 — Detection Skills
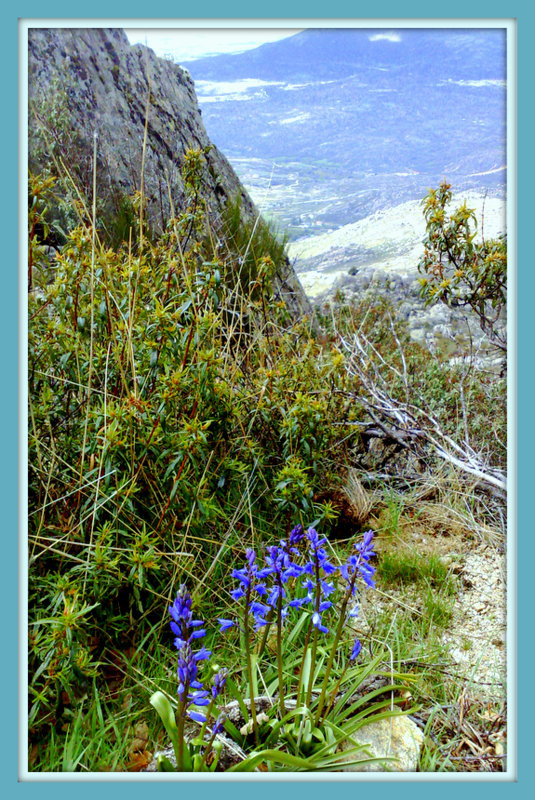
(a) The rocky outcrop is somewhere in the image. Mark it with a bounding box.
[27,27,312,320]
[317,267,506,370]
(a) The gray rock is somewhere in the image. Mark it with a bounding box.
[409,279,423,296]
[428,304,450,323]
[372,269,386,284]
[337,274,355,288]
[398,302,413,320]
[409,327,427,344]
[28,28,312,322]
[434,323,453,338]
[337,715,424,772]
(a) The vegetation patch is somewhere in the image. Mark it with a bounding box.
[26,140,507,773]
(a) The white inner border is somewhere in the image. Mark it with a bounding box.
[19,17,516,783]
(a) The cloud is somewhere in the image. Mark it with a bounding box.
[368,32,401,43]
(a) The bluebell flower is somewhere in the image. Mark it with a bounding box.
[350,638,362,661]
[263,540,305,619]
[305,528,337,575]
[193,646,212,662]
[232,568,250,586]
[188,689,211,706]
[340,530,376,591]
[188,710,207,723]
[230,548,279,625]
[211,668,228,699]
[250,601,269,617]
[289,524,304,545]
[212,712,226,736]
[176,641,212,722]
[312,611,329,634]
[288,597,308,608]
[218,618,235,632]
[169,585,208,646]
[267,585,284,606]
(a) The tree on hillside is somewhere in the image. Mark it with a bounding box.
[417,181,507,353]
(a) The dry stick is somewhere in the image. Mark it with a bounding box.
[257,606,275,657]
[33,455,56,558]
[104,76,156,524]
[340,331,506,493]
[138,65,151,259]
[83,342,112,595]
[196,468,261,603]
[153,397,204,532]
[29,468,117,519]
[78,132,98,500]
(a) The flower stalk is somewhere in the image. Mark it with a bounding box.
[305,554,321,707]
[243,581,259,745]
[276,577,285,716]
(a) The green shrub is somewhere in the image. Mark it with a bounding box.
[417,181,507,352]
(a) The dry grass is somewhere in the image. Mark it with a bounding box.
[343,468,376,524]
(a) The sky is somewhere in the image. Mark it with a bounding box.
[124,28,301,62]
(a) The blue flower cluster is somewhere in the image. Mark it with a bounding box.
[286,528,337,633]
[339,530,376,590]
[169,585,226,724]
[219,544,303,632]
[219,529,375,645]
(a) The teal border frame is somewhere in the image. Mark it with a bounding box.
[5,1,533,796]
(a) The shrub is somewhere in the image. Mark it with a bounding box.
[417,181,507,352]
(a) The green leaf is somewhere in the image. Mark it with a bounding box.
[226,748,316,773]
[150,691,179,763]
[157,755,177,772]
[225,675,249,723]
[223,718,243,744]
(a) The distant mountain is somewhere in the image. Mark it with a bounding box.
[185,28,505,83]
[182,28,507,241]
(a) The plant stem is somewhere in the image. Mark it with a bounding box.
[305,628,319,707]
[199,697,215,744]
[305,554,321,707]
[257,607,275,656]
[276,582,285,716]
[318,665,348,725]
[176,698,185,772]
[243,585,259,745]
[314,572,357,725]
[198,729,218,771]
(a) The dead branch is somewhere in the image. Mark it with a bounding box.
[338,329,506,496]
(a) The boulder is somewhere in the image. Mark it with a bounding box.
[337,715,424,772]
